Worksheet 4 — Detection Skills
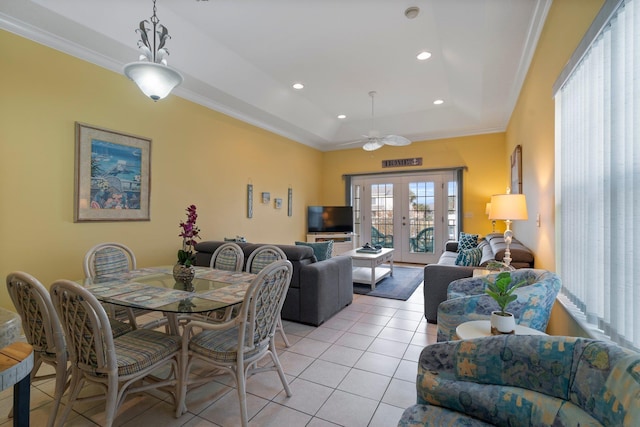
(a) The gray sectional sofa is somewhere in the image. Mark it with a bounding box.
[423,233,534,323]
[194,241,353,326]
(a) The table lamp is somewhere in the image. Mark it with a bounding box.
[489,189,528,267]
[485,202,495,232]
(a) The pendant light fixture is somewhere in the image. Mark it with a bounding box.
[123,0,183,101]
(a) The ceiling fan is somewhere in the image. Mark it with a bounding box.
[355,91,412,151]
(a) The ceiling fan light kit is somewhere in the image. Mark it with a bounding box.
[356,91,412,151]
[123,0,183,101]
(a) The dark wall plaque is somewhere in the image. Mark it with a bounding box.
[381,157,423,168]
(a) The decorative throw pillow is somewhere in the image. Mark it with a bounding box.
[455,247,483,266]
[295,241,333,261]
[458,232,479,251]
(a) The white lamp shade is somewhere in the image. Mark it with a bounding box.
[489,193,528,220]
[485,202,492,216]
[123,62,183,101]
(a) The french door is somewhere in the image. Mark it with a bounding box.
[352,172,459,264]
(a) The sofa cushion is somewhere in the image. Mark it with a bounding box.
[484,233,535,267]
[455,247,482,266]
[458,232,479,251]
[295,241,333,261]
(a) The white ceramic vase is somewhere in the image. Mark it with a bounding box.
[490,311,516,335]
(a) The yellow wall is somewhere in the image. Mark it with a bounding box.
[504,0,603,335]
[0,0,607,334]
[0,30,322,309]
[322,133,507,236]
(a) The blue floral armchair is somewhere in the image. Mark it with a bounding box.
[437,269,561,341]
[398,335,640,426]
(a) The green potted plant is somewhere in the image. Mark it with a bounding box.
[173,204,201,285]
[484,271,525,334]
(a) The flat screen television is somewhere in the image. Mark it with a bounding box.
[307,206,354,233]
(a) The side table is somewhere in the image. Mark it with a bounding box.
[0,307,33,427]
[0,342,33,427]
[456,320,547,340]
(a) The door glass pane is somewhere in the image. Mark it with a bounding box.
[408,181,434,253]
[447,180,458,240]
[370,183,394,248]
[353,184,362,246]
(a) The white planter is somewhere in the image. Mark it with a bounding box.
[490,311,516,335]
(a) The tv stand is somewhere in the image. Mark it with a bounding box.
[306,233,357,256]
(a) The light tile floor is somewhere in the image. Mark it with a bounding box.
[0,282,436,427]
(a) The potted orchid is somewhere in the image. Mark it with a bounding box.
[173,204,201,284]
[485,271,525,334]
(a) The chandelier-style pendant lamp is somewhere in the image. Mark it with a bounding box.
[123,0,183,101]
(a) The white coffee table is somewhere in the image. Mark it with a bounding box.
[342,248,394,290]
[455,320,547,340]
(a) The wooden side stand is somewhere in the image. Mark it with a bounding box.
[0,342,34,427]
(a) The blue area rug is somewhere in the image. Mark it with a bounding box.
[353,266,423,300]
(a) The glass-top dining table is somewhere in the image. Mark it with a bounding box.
[79,266,257,334]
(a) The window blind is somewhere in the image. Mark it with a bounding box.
[555,0,640,351]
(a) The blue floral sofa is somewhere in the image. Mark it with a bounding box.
[437,269,561,342]
[398,335,640,426]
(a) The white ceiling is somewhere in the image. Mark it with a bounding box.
[0,0,551,151]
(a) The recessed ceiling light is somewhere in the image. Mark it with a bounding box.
[337,114,346,119]
[433,99,444,105]
[417,51,432,61]
[405,6,420,19]
[292,82,304,90]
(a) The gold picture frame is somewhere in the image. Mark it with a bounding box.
[74,122,151,222]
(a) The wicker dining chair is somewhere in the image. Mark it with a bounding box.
[177,260,294,426]
[206,242,246,322]
[6,271,135,427]
[6,272,68,427]
[83,242,151,328]
[50,279,181,427]
[246,245,291,347]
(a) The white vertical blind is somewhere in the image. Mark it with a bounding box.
[555,0,640,351]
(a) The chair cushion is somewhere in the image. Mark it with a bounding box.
[94,247,130,277]
[189,326,265,363]
[109,317,133,338]
[213,250,241,271]
[295,241,333,261]
[458,232,479,251]
[113,329,180,376]
[249,252,282,274]
[399,404,495,427]
[455,247,483,266]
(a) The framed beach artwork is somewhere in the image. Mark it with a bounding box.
[74,122,151,222]
[510,145,522,194]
